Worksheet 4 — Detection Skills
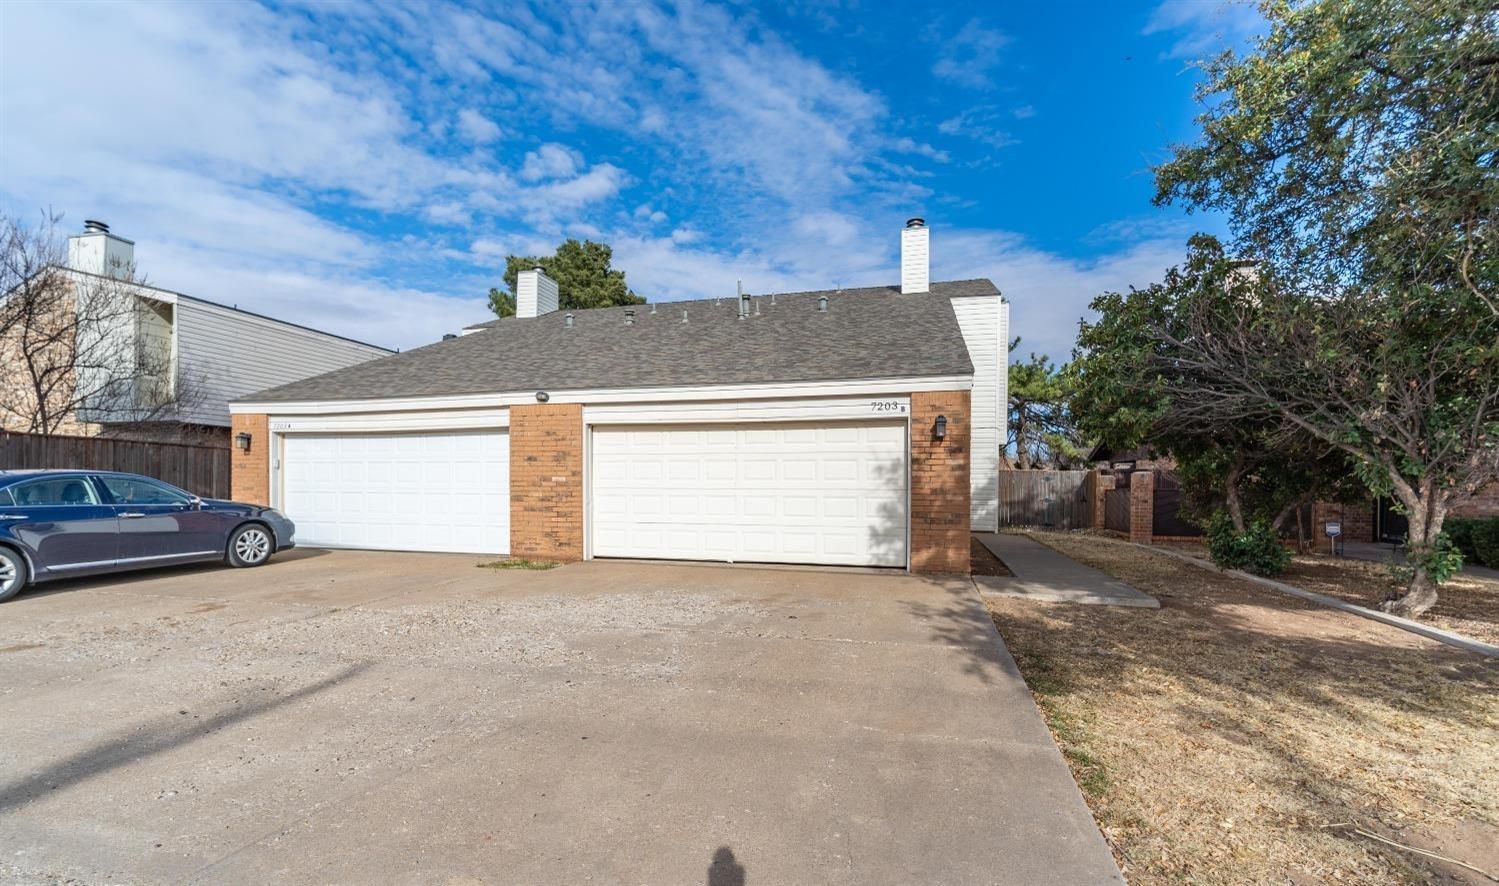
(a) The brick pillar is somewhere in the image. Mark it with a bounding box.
[910,390,971,574]
[1129,470,1154,544]
[230,413,269,505]
[1085,470,1114,529]
[509,403,584,561]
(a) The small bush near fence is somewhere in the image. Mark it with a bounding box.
[1447,517,1499,568]
[1205,514,1291,576]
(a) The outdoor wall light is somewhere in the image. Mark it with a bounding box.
[933,415,948,441]
[535,391,550,403]
[234,432,252,452]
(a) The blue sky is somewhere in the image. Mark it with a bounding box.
[0,0,1261,360]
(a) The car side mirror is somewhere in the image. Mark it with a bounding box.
[189,496,202,510]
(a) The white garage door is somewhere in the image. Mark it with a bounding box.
[281,431,509,554]
[590,421,907,567]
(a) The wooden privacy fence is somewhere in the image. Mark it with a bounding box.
[0,431,230,499]
[997,469,1089,529]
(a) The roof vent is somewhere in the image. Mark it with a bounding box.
[738,281,749,320]
[905,217,925,229]
[681,309,689,324]
[817,295,829,312]
[441,333,457,341]
[83,219,110,234]
[624,308,635,326]
[565,312,575,328]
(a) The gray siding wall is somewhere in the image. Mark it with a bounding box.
[175,298,389,426]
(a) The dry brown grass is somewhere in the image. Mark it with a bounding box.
[987,531,1499,885]
[1153,539,1499,647]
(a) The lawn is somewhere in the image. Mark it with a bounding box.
[986,532,1499,885]
[1151,539,1499,647]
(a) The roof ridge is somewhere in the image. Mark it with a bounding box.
[465,278,995,328]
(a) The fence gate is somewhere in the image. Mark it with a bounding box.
[997,470,1089,529]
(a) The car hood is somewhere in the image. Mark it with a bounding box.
[200,499,277,515]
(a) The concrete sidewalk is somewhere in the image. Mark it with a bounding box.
[974,533,1159,609]
[1343,541,1499,581]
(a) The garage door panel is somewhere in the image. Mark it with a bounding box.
[282,431,508,555]
[590,421,906,567]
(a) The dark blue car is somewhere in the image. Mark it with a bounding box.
[0,470,295,602]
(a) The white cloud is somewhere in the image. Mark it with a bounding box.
[456,108,502,143]
[520,143,583,182]
[935,228,1186,361]
[931,19,1010,89]
[1144,0,1265,60]
[937,108,1018,150]
[890,137,950,163]
[634,204,668,224]
[469,237,510,258]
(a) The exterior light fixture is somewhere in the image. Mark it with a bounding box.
[234,431,252,452]
[535,391,550,403]
[933,415,948,441]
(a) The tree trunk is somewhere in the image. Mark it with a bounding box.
[1015,411,1031,470]
[1380,480,1448,617]
[1223,458,1247,531]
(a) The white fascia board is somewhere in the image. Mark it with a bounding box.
[266,408,510,434]
[584,394,911,425]
[231,374,972,415]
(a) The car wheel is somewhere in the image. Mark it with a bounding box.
[0,548,29,602]
[227,524,273,568]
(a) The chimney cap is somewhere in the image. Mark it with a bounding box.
[905,217,925,229]
[83,219,110,234]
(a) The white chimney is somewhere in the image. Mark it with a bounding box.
[900,217,929,294]
[67,219,135,278]
[516,267,559,318]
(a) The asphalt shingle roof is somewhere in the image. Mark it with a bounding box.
[239,279,995,403]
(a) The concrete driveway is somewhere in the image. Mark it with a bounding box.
[0,550,1119,885]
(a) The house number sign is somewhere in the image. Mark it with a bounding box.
[869,400,909,415]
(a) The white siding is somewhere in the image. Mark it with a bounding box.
[951,293,1006,531]
[175,297,389,427]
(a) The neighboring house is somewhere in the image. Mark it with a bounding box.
[0,221,392,445]
[230,219,1010,574]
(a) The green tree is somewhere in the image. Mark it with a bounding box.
[1149,0,1498,614]
[1073,236,1361,545]
[1007,342,1082,469]
[489,239,644,317]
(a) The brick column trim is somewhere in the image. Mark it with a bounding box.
[1085,470,1114,530]
[230,413,270,505]
[509,403,584,561]
[1129,470,1154,544]
[910,390,971,574]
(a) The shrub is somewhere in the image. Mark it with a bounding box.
[1205,513,1292,576]
[1445,517,1499,568]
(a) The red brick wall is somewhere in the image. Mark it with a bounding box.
[910,390,971,574]
[1313,500,1374,543]
[509,403,584,561]
[1129,470,1154,543]
[229,413,269,505]
[1451,483,1499,519]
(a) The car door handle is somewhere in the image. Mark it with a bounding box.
[0,514,25,520]
[120,512,147,518]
